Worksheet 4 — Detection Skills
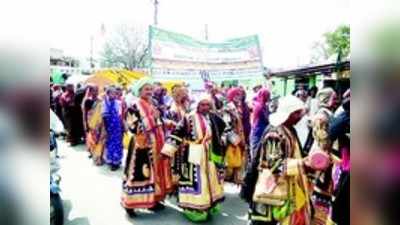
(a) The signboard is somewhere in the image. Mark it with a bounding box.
[149,26,264,89]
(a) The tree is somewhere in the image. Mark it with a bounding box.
[324,25,350,60]
[100,24,149,70]
[310,25,350,63]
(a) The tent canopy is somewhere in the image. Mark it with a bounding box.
[83,69,188,95]
[85,69,146,92]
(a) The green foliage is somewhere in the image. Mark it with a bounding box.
[310,25,350,64]
[324,25,350,58]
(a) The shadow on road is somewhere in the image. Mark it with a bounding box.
[96,164,124,179]
[65,217,91,225]
[63,199,91,225]
[123,191,248,225]
[63,199,73,221]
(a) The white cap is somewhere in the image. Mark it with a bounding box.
[269,95,305,126]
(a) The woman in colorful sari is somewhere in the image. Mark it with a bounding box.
[52,84,64,126]
[239,87,252,153]
[164,84,191,189]
[86,89,106,166]
[306,88,339,225]
[85,85,106,166]
[121,78,173,217]
[102,86,124,171]
[59,84,81,146]
[241,95,312,225]
[82,85,95,153]
[161,93,226,222]
[223,87,247,184]
[115,85,128,120]
[249,88,271,161]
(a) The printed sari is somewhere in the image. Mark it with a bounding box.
[87,100,106,165]
[162,112,226,222]
[222,102,246,184]
[102,98,124,167]
[121,98,173,209]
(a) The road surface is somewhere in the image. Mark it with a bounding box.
[57,139,249,225]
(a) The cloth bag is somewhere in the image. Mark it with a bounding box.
[225,144,242,168]
[253,169,289,206]
[188,143,203,165]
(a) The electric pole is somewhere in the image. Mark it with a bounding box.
[153,0,159,26]
[204,24,208,41]
[90,35,94,68]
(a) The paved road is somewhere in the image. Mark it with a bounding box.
[57,139,249,225]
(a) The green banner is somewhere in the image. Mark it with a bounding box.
[149,26,264,88]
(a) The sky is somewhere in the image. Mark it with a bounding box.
[49,0,349,69]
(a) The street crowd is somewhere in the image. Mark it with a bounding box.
[50,77,350,225]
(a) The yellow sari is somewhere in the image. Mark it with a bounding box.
[87,101,106,164]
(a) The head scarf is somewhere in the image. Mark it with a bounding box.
[65,84,75,93]
[153,85,166,105]
[204,80,214,91]
[238,87,251,142]
[103,85,121,116]
[317,87,336,108]
[105,85,116,96]
[254,88,270,104]
[227,87,242,102]
[131,77,154,97]
[60,84,75,106]
[252,88,271,126]
[171,84,188,102]
[82,84,98,102]
[195,93,212,112]
[52,84,62,99]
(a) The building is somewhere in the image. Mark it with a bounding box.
[269,60,350,97]
[50,48,98,75]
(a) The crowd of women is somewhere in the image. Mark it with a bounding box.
[50,77,350,225]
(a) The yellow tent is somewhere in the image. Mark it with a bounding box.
[85,69,186,94]
[85,69,146,92]
[160,80,186,94]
